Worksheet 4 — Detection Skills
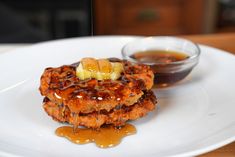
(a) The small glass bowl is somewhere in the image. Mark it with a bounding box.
[121,37,201,87]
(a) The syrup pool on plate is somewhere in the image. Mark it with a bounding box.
[55,123,136,148]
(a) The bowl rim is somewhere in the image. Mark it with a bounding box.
[121,36,201,65]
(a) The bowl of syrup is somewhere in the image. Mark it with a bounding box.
[122,37,200,87]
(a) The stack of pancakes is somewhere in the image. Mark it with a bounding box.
[39,59,157,129]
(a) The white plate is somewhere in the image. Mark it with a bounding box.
[0,36,235,157]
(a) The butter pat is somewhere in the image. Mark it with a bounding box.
[76,58,123,80]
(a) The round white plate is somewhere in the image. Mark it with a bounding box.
[0,36,235,157]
